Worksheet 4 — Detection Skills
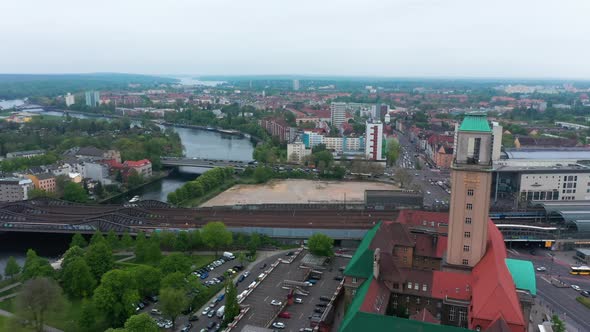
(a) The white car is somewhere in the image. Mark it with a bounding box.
[270,300,282,306]
[202,307,210,315]
[243,271,250,277]
[294,298,303,304]
[572,285,582,291]
[272,322,285,329]
[536,266,547,272]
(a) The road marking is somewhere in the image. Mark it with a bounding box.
[264,296,269,302]
[540,276,552,284]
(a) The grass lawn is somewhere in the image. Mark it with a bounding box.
[577,296,590,309]
[113,253,134,261]
[127,252,215,269]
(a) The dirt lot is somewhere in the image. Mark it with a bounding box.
[200,179,398,207]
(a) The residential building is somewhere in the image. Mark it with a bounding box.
[85,91,100,107]
[124,159,152,178]
[340,114,531,332]
[302,131,325,149]
[65,146,121,163]
[0,177,33,202]
[287,142,311,163]
[65,92,75,107]
[293,79,300,91]
[330,102,347,128]
[491,122,503,161]
[514,136,578,149]
[6,150,45,159]
[26,173,57,193]
[365,120,384,161]
[555,121,589,130]
[259,118,296,143]
[84,162,112,184]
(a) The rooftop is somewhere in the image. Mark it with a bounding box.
[505,258,537,296]
[504,148,590,160]
[459,114,491,133]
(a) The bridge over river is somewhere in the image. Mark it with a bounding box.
[160,157,250,169]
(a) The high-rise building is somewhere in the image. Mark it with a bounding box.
[65,93,75,107]
[293,79,300,91]
[85,91,100,107]
[446,113,493,267]
[491,121,503,161]
[330,102,347,128]
[365,120,384,161]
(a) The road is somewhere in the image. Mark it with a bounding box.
[507,248,590,331]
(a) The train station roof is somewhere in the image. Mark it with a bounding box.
[534,201,590,232]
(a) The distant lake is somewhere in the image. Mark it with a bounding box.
[176,77,226,87]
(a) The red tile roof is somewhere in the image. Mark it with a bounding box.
[124,159,151,167]
[360,278,390,315]
[410,308,440,324]
[396,210,449,233]
[431,270,473,301]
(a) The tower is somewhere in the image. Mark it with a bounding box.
[446,113,493,268]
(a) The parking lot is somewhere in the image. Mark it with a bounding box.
[233,252,350,332]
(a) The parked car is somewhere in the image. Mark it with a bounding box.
[572,284,582,291]
[202,307,210,315]
[238,275,245,283]
[536,266,547,272]
[243,271,250,277]
[200,272,209,279]
[314,308,324,314]
[316,303,327,307]
[272,322,285,329]
[207,310,215,318]
[286,251,294,256]
[582,290,590,297]
[207,321,216,329]
[180,323,192,332]
[333,276,343,281]
[189,313,199,321]
[319,296,330,302]
[270,300,282,306]
[278,312,291,319]
[150,308,161,315]
[294,298,303,304]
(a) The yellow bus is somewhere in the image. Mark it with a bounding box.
[570,266,590,275]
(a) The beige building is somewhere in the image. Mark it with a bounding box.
[287,142,311,164]
[446,114,493,268]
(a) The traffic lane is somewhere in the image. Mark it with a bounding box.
[537,281,590,331]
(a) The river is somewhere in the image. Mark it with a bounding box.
[0,104,255,275]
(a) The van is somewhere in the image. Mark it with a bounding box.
[216,305,225,318]
[223,252,235,260]
[257,273,265,281]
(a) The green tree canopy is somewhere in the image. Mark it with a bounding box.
[21,249,54,280]
[85,241,114,281]
[70,233,88,248]
[223,281,240,327]
[159,287,188,326]
[93,269,140,327]
[161,272,187,291]
[16,277,64,332]
[308,233,334,257]
[90,229,105,245]
[159,253,190,275]
[61,257,96,298]
[4,256,21,279]
[201,222,233,255]
[121,232,134,248]
[131,265,161,298]
[106,230,119,249]
[124,313,159,332]
[63,182,88,203]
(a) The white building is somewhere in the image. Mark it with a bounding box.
[491,121,503,161]
[65,93,75,107]
[85,91,100,107]
[84,162,112,184]
[293,79,300,91]
[365,121,384,161]
[287,142,311,164]
[0,178,33,202]
[330,102,347,128]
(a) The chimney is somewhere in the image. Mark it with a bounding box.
[373,248,381,279]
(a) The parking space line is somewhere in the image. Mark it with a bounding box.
[264,295,269,302]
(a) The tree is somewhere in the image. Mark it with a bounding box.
[248,233,261,256]
[78,300,96,331]
[308,233,334,257]
[124,313,159,332]
[237,252,247,266]
[127,169,144,188]
[131,265,161,298]
[386,138,401,166]
[121,232,134,248]
[552,314,566,332]
[159,287,188,326]
[85,241,114,280]
[4,256,20,279]
[93,270,140,327]
[161,272,187,291]
[21,249,53,280]
[16,277,64,332]
[61,257,96,298]
[201,222,233,256]
[392,168,412,188]
[223,281,240,326]
[94,181,104,197]
[90,229,105,245]
[253,166,273,183]
[174,231,190,252]
[63,182,87,203]
[189,230,202,250]
[70,233,88,248]
[159,253,190,275]
[107,230,119,249]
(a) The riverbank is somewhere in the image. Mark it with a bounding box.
[98,170,172,204]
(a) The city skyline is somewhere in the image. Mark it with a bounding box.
[2,0,590,79]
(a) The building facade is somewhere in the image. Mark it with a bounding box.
[365,121,384,161]
[259,118,296,143]
[330,102,347,128]
[85,91,100,107]
[65,92,75,107]
[26,173,57,193]
[0,178,33,202]
[124,159,153,178]
[287,142,311,164]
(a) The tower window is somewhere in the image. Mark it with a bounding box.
[463,245,470,252]
[462,259,469,265]
[352,277,357,284]
[466,203,473,210]
[467,189,474,196]
[464,232,471,238]
[465,217,472,224]
[408,282,412,289]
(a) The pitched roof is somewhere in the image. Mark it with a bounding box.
[340,278,470,332]
[459,114,491,132]
[410,308,440,324]
[77,146,105,157]
[344,222,380,278]
[505,258,537,296]
[124,159,151,167]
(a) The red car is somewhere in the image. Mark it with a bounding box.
[278,312,291,319]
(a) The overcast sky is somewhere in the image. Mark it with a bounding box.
[2,0,589,79]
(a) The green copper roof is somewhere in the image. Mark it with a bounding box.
[505,258,537,296]
[344,222,380,278]
[459,114,491,132]
[340,278,471,332]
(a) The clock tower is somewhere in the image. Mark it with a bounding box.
[446,113,493,268]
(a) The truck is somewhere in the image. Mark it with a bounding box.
[216,305,225,318]
[223,252,235,260]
